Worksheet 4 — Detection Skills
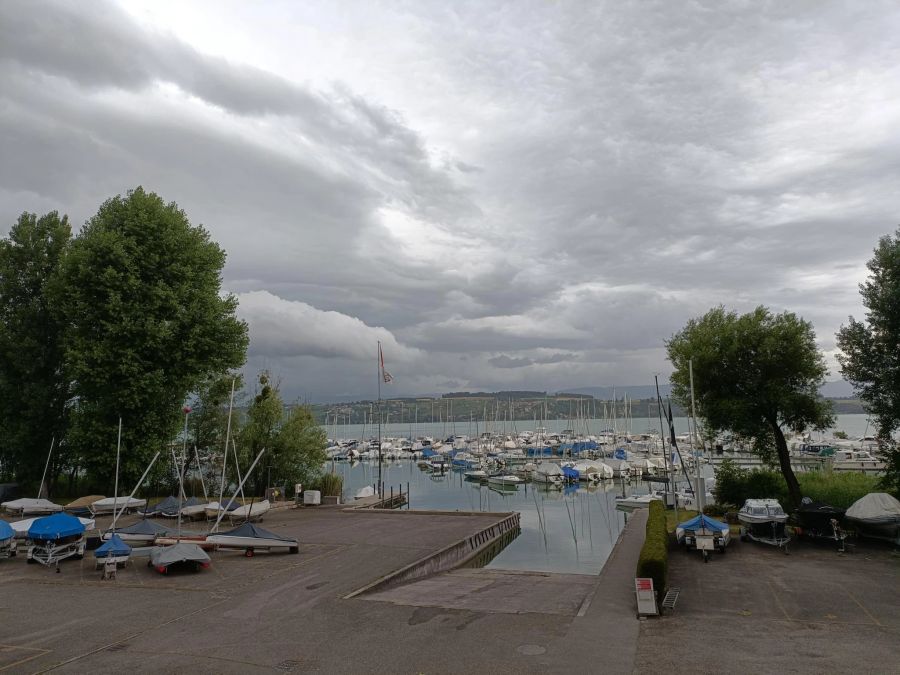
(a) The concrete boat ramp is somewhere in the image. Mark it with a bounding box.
[0,505,647,673]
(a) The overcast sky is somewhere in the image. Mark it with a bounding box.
[2,1,897,401]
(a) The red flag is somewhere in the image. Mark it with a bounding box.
[379,343,393,383]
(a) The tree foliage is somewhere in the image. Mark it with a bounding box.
[55,188,248,489]
[667,306,834,504]
[836,229,900,440]
[0,212,71,488]
[239,371,327,495]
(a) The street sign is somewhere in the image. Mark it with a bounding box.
[635,577,658,616]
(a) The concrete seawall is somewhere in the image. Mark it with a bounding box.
[345,510,521,597]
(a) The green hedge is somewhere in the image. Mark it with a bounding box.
[636,500,668,599]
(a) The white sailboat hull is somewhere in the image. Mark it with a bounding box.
[206,534,297,550]
[228,500,271,522]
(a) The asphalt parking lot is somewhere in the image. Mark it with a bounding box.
[635,534,900,674]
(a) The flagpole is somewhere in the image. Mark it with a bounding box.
[377,341,382,495]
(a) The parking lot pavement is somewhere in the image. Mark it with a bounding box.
[635,535,900,674]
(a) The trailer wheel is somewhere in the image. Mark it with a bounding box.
[27,557,35,564]
[245,548,255,558]
[289,546,299,554]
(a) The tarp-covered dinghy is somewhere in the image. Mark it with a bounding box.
[1,498,63,516]
[676,513,730,561]
[90,496,147,516]
[844,493,900,545]
[26,512,86,568]
[207,522,299,556]
[0,520,16,559]
[149,542,210,574]
[12,516,94,540]
[94,532,132,568]
[102,519,176,546]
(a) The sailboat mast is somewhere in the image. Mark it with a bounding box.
[377,341,382,493]
[217,379,236,516]
[113,418,122,508]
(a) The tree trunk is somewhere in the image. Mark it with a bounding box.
[770,422,801,506]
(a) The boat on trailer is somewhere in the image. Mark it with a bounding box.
[26,512,86,569]
[676,513,730,561]
[90,496,147,516]
[12,515,94,539]
[1,498,63,516]
[149,542,210,574]
[227,499,271,523]
[0,520,16,559]
[794,498,847,549]
[207,522,299,556]
[102,519,179,546]
[844,493,900,546]
[738,499,790,550]
[94,532,132,569]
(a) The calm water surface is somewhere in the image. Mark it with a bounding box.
[333,460,630,575]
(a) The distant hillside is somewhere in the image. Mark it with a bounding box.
[564,380,855,400]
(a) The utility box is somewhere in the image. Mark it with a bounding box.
[303,490,321,506]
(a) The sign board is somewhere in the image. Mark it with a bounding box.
[635,577,658,616]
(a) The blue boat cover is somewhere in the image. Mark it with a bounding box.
[562,466,580,480]
[28,512,86,540]
[0,519,14,541]
[95,533,132,558]
[678,513,728,532]
[614,448,627,460]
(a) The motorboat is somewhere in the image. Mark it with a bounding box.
[206,522,299,556]
[26,512,86,568]
[90,496,147,516]
[12,515,94,539]
[571,461,613,481]
[64,495,105,517]
[844,493,900,545]
[0,520,16,559]
[615,492,663,509]
[464,469,488,482]
[602,459,632,479]
[102,519,177,546]
[94,532,131,569]
[149,542,210,574]
[451,452,481,469]
[227,499,271,523]
[738,499,790,549]
[487,475,523,487]
[1,497,63,516]
[676,513,730,561]
[354,486,377,499]
[794,498,847,549]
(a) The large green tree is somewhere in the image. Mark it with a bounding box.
[239,372,326,495]
[836,229,900,440]
[667,306,834,505]
[0,212,71,489]
[56,187,248,489]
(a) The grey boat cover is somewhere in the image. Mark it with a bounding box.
[216,522,296,543]
[113,519,177,537]
[150,542,210,567]
[143,496,179,515]
[845,493,900,523]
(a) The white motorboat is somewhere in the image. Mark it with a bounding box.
[738,499,790,549]
[90,496,147,515]
[464,469,488,481]
[206,522,299,555]
[25,512,87,567]
[487,475,523,486]
[227,499,271,522]
[1,498,63,516]
[12,515,94,539]
[354,486,378,499]
[615,493,663,509]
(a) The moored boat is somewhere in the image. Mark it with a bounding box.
[615,492,663,509]
[487,475,523,486]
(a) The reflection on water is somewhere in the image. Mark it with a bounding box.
[333,460,631,575]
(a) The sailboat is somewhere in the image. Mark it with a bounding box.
[206,522,298,556]
[0,520,16,559]
[94,533,132,569]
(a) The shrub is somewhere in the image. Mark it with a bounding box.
[712,459,748,506]
[702,503,728,517]
[713,461,787,508]
[317,472,343,497]
[636,500,668,600]
[797,471,879,510]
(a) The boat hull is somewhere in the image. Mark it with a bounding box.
[206,534,299,552]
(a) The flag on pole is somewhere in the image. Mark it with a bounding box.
[379,343,393,383]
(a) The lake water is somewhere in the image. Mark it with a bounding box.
[329,414,875,576]
[333,459,630,575]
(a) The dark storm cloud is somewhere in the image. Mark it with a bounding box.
[2,0,899,398]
